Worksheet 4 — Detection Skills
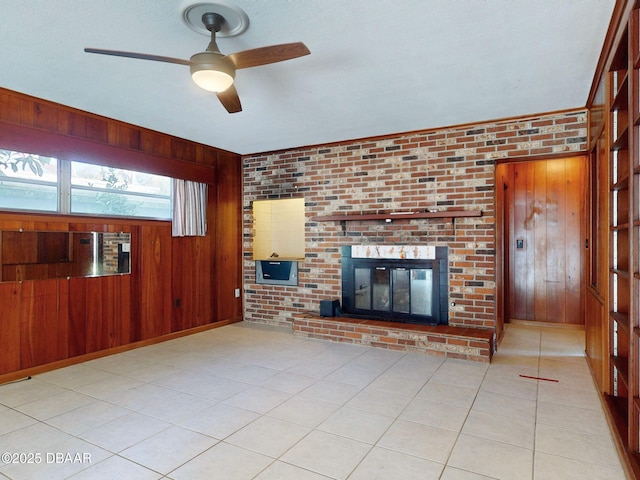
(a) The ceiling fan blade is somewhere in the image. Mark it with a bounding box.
[226,42,310,69]
[84,48,191,66]
[216,84,242,114]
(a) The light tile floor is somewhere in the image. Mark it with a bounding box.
[0,322,627,480]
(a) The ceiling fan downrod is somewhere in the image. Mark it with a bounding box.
[202,12,225,53]
[189,12,235,94]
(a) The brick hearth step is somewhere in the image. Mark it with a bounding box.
[292,314,493,362]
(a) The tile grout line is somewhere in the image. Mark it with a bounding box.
[435,355,491,479]
[531,326,542,480]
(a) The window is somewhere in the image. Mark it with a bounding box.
[0,151,58,212]
[0,149,172,219]
[70,163,171,218]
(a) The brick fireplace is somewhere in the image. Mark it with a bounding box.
[242,109,588,360]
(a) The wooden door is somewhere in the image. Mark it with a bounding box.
[503,156,586,324]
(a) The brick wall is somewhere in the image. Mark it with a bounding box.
[101,232,129,274]
[243,110,587,330]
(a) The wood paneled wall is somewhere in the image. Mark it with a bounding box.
[0,89,223,182]
[0,88,243,380]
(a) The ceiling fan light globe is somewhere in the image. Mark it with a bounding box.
[190,52,235,93]
[192,69,234,92]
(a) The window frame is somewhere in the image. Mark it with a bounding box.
[0,149,173,220]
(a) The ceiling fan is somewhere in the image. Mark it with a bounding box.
[84,11,310,114]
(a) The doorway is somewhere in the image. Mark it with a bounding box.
[496,156,587,326]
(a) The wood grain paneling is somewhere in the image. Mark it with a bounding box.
[171,230,216,331]
[19,279,69,368]
[0,282,21,374]
[84,276,131,352]
[215,152,243,322]
[171,236,193,331]
[2,231,38,264]
[140,224,172,339]
[68,277,87,357]
[585,290,605,390]
[505,157,586,324]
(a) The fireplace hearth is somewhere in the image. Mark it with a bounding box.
[341,245,448,326]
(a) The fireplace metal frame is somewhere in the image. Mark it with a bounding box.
[341,246,449,325]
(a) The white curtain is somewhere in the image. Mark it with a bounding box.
[172,179,208,237]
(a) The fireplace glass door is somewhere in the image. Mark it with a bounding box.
[353,266,433,318]
[354,268,371,310]
[341,246,447,325]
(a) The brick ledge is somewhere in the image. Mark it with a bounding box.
[292,314,493,362]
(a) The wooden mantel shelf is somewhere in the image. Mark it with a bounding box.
[311,210,482,223]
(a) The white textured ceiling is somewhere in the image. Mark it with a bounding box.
[1,0,615,155]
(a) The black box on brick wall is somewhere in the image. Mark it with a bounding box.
[320,300,341,317]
